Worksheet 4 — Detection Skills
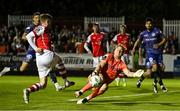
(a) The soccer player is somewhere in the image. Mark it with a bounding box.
[23,13,74,104]
[131,17,167,93]
[84,23,109,68]
[0,12,40,75]
[111,24,131,87]
[0,12,64,91]
[75,44,144,104]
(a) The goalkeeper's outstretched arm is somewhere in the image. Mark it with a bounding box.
[123,68,144,77]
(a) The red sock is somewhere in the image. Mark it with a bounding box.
[28,83,43,92]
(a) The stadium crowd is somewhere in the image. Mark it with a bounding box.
[0,23,178,55]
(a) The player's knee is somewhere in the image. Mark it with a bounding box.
[143,69,151,77]
[152,64,158,72]
[159,64,165,72]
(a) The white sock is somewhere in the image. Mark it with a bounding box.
[54,82,60,88]
[86,96,90,100]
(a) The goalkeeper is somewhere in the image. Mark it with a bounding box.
[75,44,144,104]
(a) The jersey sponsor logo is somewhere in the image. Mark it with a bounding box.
[26,54,33,60]
[145,38,156,41]
[26,27,31,30]
[152,33,155,36]
[149,57,154,64]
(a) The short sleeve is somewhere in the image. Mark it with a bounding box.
[25,26,32,33]
[86,34,92,43]
[112,34,118,42]
[139,32,144,41]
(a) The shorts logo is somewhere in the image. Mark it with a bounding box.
[26,54,33,60]
[148,57,154,64]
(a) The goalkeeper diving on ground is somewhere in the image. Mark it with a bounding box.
[75,44,144,104]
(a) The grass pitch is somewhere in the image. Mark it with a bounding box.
[0,75,180,110]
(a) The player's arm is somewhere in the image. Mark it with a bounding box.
[92,55,108,75]
[154,37,166,49]
[111,35,118,47]
[154,30,167,49]
[22,32,28,41]
[84,35,92,54]
[123,68,144,78]
[26,26,44,54]
[138,47,143,64]
[94,60,107,73]
[26,32,41,53]
[22,26,32,41]
[132,36,141,54]
[138,42,144,64]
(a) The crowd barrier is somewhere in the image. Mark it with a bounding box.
[0,53,180,77]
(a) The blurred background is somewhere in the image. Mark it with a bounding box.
[0,0,180,77]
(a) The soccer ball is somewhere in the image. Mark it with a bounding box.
[89,75,102,87]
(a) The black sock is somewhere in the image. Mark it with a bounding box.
[10,66,20,71]
[152,71,158,85]
[139,75,145,82]
[49,71,57,83]
[158,71,164,86]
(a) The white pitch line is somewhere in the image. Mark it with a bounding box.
[68,90,179,102]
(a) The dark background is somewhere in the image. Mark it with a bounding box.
[0,0,180,19]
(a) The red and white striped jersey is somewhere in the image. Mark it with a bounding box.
[112,33,130,54]
[86,32,107,57]
[33,26,52,50]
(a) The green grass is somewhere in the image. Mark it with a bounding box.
[0,75,180,110]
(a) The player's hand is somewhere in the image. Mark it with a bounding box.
[153,44,159,49]
[91,71,98,76]
[36,48,43,54]
[133,69,144,77]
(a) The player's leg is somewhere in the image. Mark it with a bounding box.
[55,56,75,88]
[0,51,35,76]
[0,67,11,76]
[20,50,36,72]
[49,71,65,91]
[152,64,158,94]
[77,83,108,104]
[75,76,93,97]
[137,53,153,88]
[19,61,29,72]
[23,60,52,104]
[23,76,47,104]
[136,57,149,88]
[158,63,168,92]
[23,50,54,104]
[0,62,28,77]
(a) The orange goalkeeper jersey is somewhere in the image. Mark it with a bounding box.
[101,53,127,83]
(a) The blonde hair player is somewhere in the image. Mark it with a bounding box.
[75,44,144,104]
